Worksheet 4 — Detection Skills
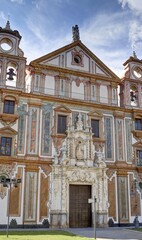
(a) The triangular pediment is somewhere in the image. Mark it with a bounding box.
[30,41,120,82]
[0,126,17,135]
[54,105,71,113]
[88,110,103,118]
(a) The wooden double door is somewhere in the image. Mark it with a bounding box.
[69,185,92,228]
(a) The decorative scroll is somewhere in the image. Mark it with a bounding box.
[28,107,39,154]
[41,106,52,156]
[17,104,27,154]
[40,174,49,221]
[116,119,124,161]
[108,176,116,221]
[118,177,128,221]
[24,172,37,221]
[104,117,113,160]
[125,119,132,162]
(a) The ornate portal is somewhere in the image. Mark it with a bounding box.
[51,113,108,228]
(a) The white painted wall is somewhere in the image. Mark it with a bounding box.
[45,75,55,95]
[100,85,108,103]
[72,81,84,100]
[42,56,60,66]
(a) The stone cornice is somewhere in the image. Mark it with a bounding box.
[0,156,53,165]
[30,63,120,84]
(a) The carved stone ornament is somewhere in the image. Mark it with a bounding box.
[0,163,17,199]
[67,169,95,183]
[0,113,18,125]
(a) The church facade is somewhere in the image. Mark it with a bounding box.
[0,22,142,228]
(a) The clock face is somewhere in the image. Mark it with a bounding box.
[133,66,142,78]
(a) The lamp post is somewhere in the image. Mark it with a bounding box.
[88,196,97,239]
[0,176,21,237]
[134,179,139,228]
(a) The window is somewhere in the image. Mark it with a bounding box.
[57,115,67,134]
[135,119,142,130]
[3,100,15,114]
[136,150,142,166]
[91,119,99,138]
[74,55,81,64]
[0,137,12,156]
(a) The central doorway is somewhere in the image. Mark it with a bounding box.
[69,184,92,228]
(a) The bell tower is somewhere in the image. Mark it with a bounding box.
[120,52,142,108]
[0,20,26,89]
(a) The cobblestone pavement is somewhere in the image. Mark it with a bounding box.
[63,227,142,240]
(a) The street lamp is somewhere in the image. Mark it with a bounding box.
[0,176,21,237]
[88,196,97,240]
[134,179,139,228]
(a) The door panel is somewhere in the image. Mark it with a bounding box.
[69,185,91,228]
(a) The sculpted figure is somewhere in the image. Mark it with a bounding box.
[76,141,84,160]
[72,25,80,42]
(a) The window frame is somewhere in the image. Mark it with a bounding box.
[57,114,67,134]
[136,149,142,166]
[0,137,12,156]
[3,100,15,114]
[91,119,99,138]
[135,118,142,131]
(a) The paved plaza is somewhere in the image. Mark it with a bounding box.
[64,227,142,240]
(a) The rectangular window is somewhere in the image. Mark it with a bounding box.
[91,119,99,138]
[135,119,142,130]
[137,150,142,166]
[0,137,12,156]
[3,100,15,114]
[57,115,67,134]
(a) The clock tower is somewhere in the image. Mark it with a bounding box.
[120,52,142,108]
[0,20,26,89]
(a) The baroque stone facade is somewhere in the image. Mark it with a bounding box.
[0,22,142,228]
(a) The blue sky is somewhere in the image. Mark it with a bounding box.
[0,0,142,76]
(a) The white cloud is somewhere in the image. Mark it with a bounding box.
[0,11,7,22]
[129,20,142,49]
[81,12,128,48]
[118,0,142,55]
[119,0,142,13]
[10,0,23,3]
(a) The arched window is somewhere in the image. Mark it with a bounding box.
[130,85,138,106]
[6,61,17,87]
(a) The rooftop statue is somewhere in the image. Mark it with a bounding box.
[72,25,80,42]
